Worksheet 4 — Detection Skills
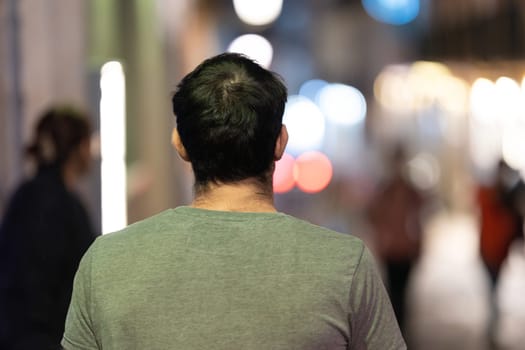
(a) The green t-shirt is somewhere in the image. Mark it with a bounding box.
[62,206,405,350]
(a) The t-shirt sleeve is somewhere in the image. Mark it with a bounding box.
[61,241,99,350]
[348,245,407,350]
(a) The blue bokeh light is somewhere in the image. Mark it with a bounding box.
[298,79,328,103]
[362,0,420,25]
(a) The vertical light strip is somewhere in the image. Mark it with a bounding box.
[100,61,127,234]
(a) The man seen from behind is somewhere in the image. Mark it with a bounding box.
[62,53,406,350]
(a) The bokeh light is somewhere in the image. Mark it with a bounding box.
[502,125,525,173]
[362,0,420,25]
[273,153,296,193]
[469,123,502,175]
[293,151,333,193]
[374,65,413,114]
[298,79,328,102]
[375,61,469,117]
[495,76,522,122]
[227,34,273,68]
[522,75,525,99]
[232,0,283,26]
[469,76,525,176]
[408,61,467,114]
[407,152,440,191]
[283,95,326,155]
[410,60,450,77]
[100,61,127,234]
[437,76,470,116]
[317,83,367,125]
[470,78,498,125]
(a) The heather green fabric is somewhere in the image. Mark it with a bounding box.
[62,206,405,350]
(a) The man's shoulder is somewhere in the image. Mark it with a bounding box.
[276,213,366,258]
[274,212,360,241]
[91,209,174,250]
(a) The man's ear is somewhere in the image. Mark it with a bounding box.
[274,125,288,161]
[171,128,190,161]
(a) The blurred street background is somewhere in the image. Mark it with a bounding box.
[1,1,525,349]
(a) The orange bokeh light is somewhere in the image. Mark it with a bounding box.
[293,151,333,193]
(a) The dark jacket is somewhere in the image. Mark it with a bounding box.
[0,166,97,350]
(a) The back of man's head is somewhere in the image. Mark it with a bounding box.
[172,53,287,191]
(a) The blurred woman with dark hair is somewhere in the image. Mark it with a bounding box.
[0,106,98,350]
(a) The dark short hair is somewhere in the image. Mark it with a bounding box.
[26,106,91,169]
[172,53,287,190]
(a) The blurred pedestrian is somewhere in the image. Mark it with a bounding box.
[367,146,425,335]
[476,159,524,349]
[0,106,98,350]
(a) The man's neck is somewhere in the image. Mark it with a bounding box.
[191,179,276,213]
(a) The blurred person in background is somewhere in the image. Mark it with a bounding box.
[366,146,425,336]
[61,53,405,350]
[476,159,524,349]
[0,106,98,350]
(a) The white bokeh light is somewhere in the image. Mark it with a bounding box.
[502,125,525,174]
[227,34,273,68]
[469,78,502,174]
[469,124,502,174]
[522,75,525,103]
[232,0,283,26]
[283,95,326,155]
[407,152,440,191]
[375,62,468,116]
[374,65,413,114]
[100,61,127,234]
[470,78,498,125]
[317,83,367,125]
[495,76,522,122]
[497,76,525,175]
